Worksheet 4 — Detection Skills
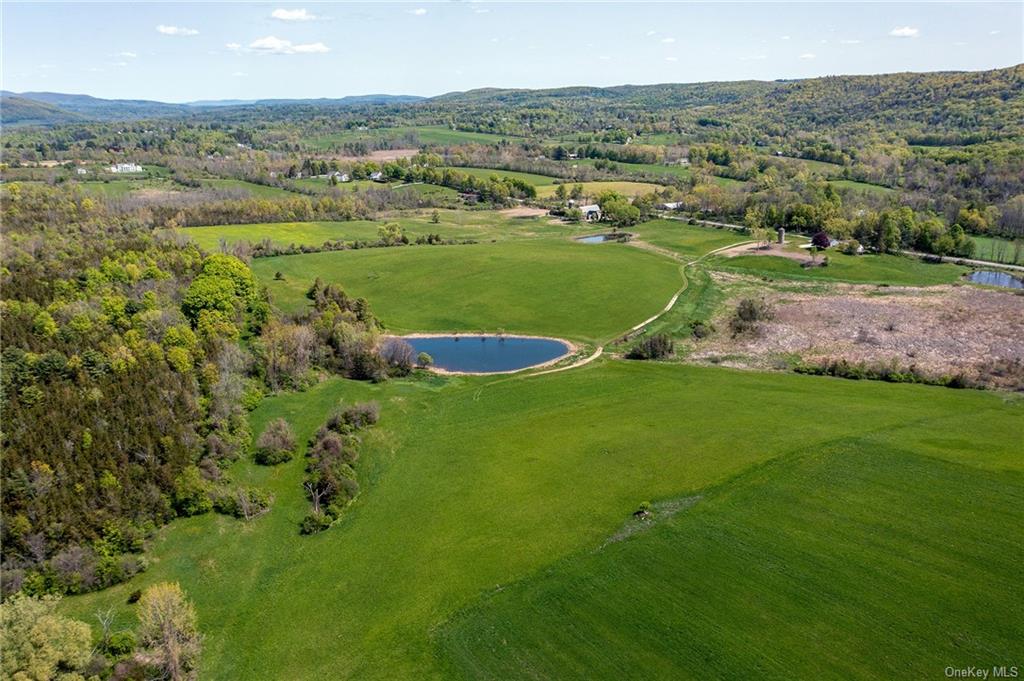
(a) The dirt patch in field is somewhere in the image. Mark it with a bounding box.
[499,206,549,218]
[720,242,809,262]
[691,280,1024,389]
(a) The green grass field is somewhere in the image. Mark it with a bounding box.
[568,159,744,188]
[710,250,965,286]
[202,178,299,199]
[450,166,559,186]
[536,180,663,199]
[971,235,1024,265]
[251,239,683,342]
[308,125,518,150]
[180,209,574,251]
[438,438,1024,679]
[631,219,745,258]
[61,361,1024,680]
[828,179,898,196]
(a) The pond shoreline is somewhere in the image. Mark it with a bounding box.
[394,333,578,375]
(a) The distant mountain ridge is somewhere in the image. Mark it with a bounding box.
[0,91,426,126]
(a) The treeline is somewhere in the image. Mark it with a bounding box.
[0,184,425,600]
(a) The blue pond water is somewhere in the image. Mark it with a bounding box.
[967,270,1024,290]
[405,335,570,373]
[577,234,614,244]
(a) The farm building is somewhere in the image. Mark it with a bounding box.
[579,204,602,221]
[109,162,143,173]
[369,171,386,182]
[330,171,351,182]
[75,167,89,175]
[660,202,682,210]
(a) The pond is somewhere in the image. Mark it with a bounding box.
[966,270,1024,290]
[576,234,616,244]
[404,335,571,373]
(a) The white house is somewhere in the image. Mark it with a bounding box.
[660,202,682,210]
[75,167,89,176]
[369,171,385,182]
[109,162,143,174]
[579,204,602,222]
[331,171,351,183]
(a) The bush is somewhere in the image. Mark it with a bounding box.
[127,589,142,604]
[105,630,136,657]
[626,334,674,360]
[254,418,295,465]
[811,231,831,249]
[211,486,272,520]
[417,351,433,367]
[730,297,774,337]
[300,512,332,535]
[690,321,714,339]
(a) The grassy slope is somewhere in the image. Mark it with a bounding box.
[709,251,966,286]
[568,159,744,188]
[251,239,683,343]
[972,235,1024,266]
[62,362,1024,680]
[828,179,898,196]
[631,219,745,258]
[438,439,1024,680]
[201,179,298,199]
[535,181,663,199]
[451,166,559,186]
[180,210,577,251]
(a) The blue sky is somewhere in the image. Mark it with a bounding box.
[2,2,1021,102]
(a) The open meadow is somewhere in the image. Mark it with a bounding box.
[61,361,1024,681]
[251,238,683,343]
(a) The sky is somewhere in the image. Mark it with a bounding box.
[2,1,1022,102]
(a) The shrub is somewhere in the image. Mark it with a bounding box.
[626,334,674,360]
[105,630,136,657]
[254,418,295,465]
[300,512,332,535]
[417,351,433,367]
[811,231,832,249]
[841,239,861,255]
[730,297,774,337]
[127,589,142,604]
[690,321,714,339]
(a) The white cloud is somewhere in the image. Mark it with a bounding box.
[780,35,791,40]
[599,55,611,61]
[271,8,317,21]
[474,8,490,13]
[409,8,427,16]
[889,26,919,38]
[661,37,675,44]
[232,72,248,77]
[989,30,1001,35]
[665,56,678,62]
[115,51,138,58]
[226,42,242,51]
[799,53,816,59]
[740,54,768,61]
[156,24,199,36]
[110,61,129,67]
[953,41,968,46]
[839,39,862,45]
[646,30,657,36]
[248,35,330,54]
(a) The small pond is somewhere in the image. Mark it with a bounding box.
[404,335,571,373]
[576,234,616,244]
[966,270,1024,290]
